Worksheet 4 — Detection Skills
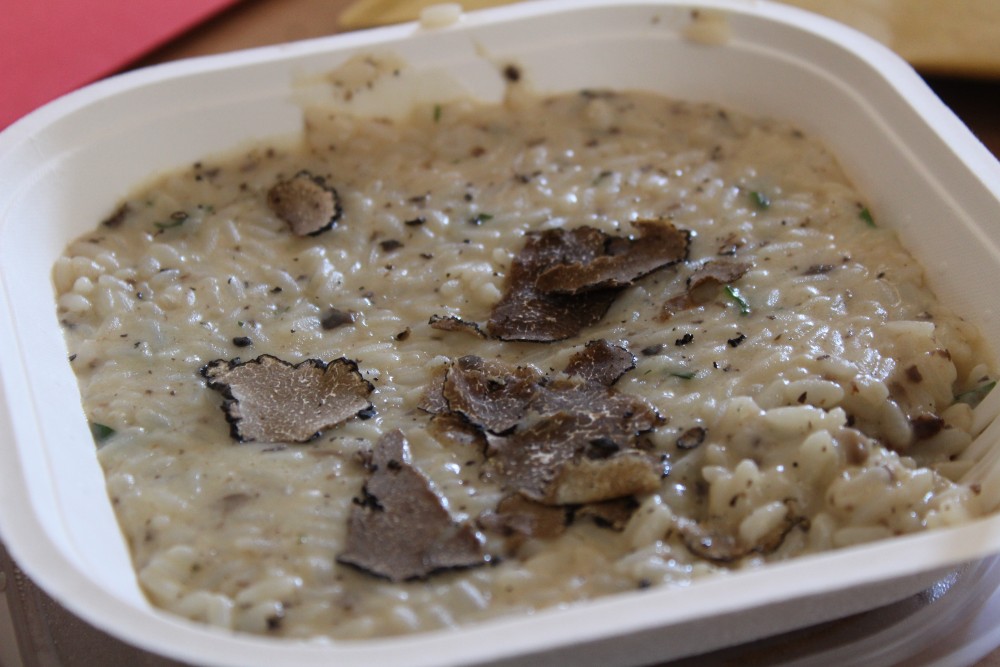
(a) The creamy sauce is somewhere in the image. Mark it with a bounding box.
[54,88,992,639]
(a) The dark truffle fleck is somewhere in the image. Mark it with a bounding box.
[200,354,374,443]
[676,426,706,450]
[321,308,356,330]
[379,239,404,253]
[717,234,745,256]
[267,171,342,236]
[232,336,253,347]
[503,64,522,82]
[911,413,945,440]
[803,263,836,275]
[675,333,694,346]
[337,430,487,581]
[101,203,130,229]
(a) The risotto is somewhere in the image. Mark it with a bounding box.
[54,81,994,639]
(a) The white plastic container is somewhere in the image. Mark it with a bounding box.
[3,1,1000,665]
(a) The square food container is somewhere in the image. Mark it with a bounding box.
[3,1,1000,665]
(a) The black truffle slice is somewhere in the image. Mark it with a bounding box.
[427,355,663,507]
[428,314,487,338]
[529,378,660,428]
[485,408,662,505]
[478,494,569,552]
[417,367,449,415]
[337,430,487,581]
[575,496,640,531]
[487,227,623,342]
[442,355,543,434]
[201,354,373,443]
[687,259,753,293]
[564,339,636,386]
[662,259,752,319]
[427,412,488,450]
[676,504,804,564]
[535,220,690,294]
[267,170,343,236]
[482,376,662,505]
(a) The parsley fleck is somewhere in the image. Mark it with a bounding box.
[725,285,751,315]
[89,422,116,443]
[956,380,996,407]
[749,190,770,210]
[859,206,876,227]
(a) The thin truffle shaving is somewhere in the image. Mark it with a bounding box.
[676,504,805,564]
[564,339,636,386]
[428,314,487,338]
[487,227,618,342]
[535,220,690,293]
[429,352,663,507]
[486,387,663,504]
[201,354,373,443]
[477,494,569,551]
[267,170,343,236]
[488,222,689,341]
[337,430,487,581]
[441,355,543,434]
[661,259,753,319]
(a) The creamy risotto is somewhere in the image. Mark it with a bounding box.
[54,84,994,639]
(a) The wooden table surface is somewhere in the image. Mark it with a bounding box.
[5,1,1000,665]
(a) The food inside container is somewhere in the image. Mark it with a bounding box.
[52,61,995,639]
[5,2,1000,665]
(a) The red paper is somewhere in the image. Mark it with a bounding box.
[1,0,241,129]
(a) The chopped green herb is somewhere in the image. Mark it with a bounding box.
[468,213,494,225]
[725,285,751,315]
[670,370,696,380]
[154,211,189,230]
[89,421,116,442]
[433,104,442,122]
[956,380,996,407]
[859,206,876,227]
[749,190,770,210]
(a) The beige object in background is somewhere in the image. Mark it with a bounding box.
[340,0,1000,76]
